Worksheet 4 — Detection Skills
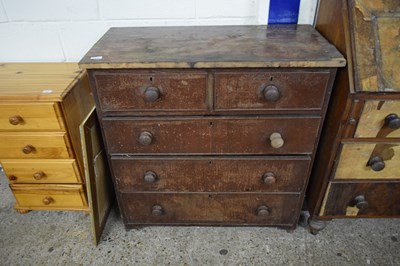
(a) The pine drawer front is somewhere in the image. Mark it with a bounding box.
[103,117,320,155]
[0,102,64,131]
[333,143,400,180]
[354,100,400,138]
[11,184,88,210]
[93,71,208,113]
[121,193,300,226]
[214,70,331,112]
[111,156,311,193]
[320,182,400,217]
[2,159,81,184]
[0,132,71,159]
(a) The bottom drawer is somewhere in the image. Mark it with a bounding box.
[320,182,400,217]
[11,184,88,211]
[121,193,300,226]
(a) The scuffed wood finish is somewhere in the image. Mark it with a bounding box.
[121,193,300,226]
[111,156,311,193]
[79,25,345,69]
[334,143,400,180]
[2,159,81,183]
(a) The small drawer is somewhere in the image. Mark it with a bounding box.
[214,70,331,112]
[0,132,71,159]
[11,184,88,210]
[354,100,400,138]
[121,193,300,226]
[320,182,400,217]
[333,143,400,180]
[103,116,320,155]
[111,156,311,193]
[2,159,81,184]
[0,102,64,131]
[93,70,208,113]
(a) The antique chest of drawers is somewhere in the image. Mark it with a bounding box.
[0,63,94,212]
[307,0,400,233]
[80,25,345,229]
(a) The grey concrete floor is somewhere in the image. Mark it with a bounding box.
[1,170,399,266]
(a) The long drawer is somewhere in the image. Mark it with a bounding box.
[121,193,300,226]
[103,117,321,155]
[111,156,311,193]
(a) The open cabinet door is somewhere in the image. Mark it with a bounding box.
[80,107,114,245]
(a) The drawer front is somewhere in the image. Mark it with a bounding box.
[121,193,300,225]
[93,71,208,113]
[321,182,400,217]
[11,184,88,210]
[103,117,320,155]
[214,71,330,111]
[112,156,310,193]
[0,103,64,131]
[333,143,400,180]
[0,132,71,159]
[354,100,400,138]
[1,159,81,184]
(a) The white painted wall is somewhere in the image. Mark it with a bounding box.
[0,0,318,62]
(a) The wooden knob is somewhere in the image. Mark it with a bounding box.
[385,113,400,130]
[354,195,368,209]
[262,172,276,184]
[270,132,284,148]
[42,196,54,205]
[151,205,164,216]
[263,85,280,102]
[22,145,36,154]
[144,87,160,102]
[143,171,158,183]
[8,175,17,181]
[367,155,385,171]
[9,115,23,125]
[257,205,270,217]
[33,171,45,180]
[138,131,153,146]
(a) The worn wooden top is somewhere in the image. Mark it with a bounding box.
[79,25,346,69]
[0,63,83,102]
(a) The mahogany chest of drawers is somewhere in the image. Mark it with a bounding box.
[80,25,344,229]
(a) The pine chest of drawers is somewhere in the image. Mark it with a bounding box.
[80,25,345,229]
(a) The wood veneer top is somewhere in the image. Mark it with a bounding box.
[79,25,346,69]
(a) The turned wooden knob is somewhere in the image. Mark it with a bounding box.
[138,131,153,145]
[144,87,160,102]
[385,113,400,130]
[257,205,270,217]
[22,144,36,154]
[143,171,158,183]
[33,171,45,180]
[263,85,280,102]
[42,196,54,205]
[270,132,284,148]
[262,172,276,184]
[151,205,164,216]
[9,115,23,125]
[368,155,385,171]
[354,195,368,209]
[8,175,17,181]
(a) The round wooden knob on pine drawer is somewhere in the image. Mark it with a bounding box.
[9,115,23,125]
[143,171,158,183]
[8,175,17,181]
[138,131,153,146]
[262,172,276,184]
[262,85,280,102]
[368,155,385,172]
[151,205,164,216]
[257,205,270,217]
[354,195,368,209]
[42,196,54,205]
[22,144,36,154]
[144,86,160,102]
[270,132,284,149]
[33,171,45,180]
[385,113,400,130]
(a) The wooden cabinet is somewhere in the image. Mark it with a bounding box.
[80,25,344,229]
[306,0,400,233]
